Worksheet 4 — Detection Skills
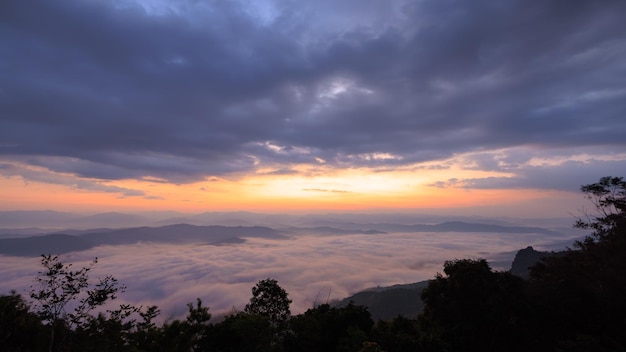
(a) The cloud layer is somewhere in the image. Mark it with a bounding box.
[0,230,582,320]
[1,0,625,191]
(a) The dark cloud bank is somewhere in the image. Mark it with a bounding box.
[1,0,622,327]
[1,0,625,189]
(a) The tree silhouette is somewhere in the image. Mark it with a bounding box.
[285,303,373,352]
[29,255,125,352]
[419,259,531,351]
[529,176,626,349]
[574,176,626,245]
[244,278,292,326]
[204,312,274,352]
[0,291,46,351]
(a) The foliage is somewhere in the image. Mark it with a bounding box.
[0,291,47,351]
[29,255,125,351]
[203,312,274,352]
[371,316,421,352]
[141,299,211,352]
[184,298,212,351]
[575,176,626,239]
[529,176,626,350]
[244,278,292,326]
[285,303,373,352]
[419,259,532,351]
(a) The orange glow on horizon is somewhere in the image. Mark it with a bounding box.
[0,163,576,217]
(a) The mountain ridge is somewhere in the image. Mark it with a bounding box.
[0,221,566,257]
[0,224,284,256]
[0,210,576,230]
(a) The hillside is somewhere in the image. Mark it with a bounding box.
[335,281,430,321]
[336,245,558,321]
[509,246,556,278]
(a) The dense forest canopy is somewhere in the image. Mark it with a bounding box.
[1,176,625,351]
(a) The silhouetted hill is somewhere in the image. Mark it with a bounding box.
[334,245,569,322]
[0,234,94,257]
[509,246,557,278]
[336,281,430,321]
[0,224,284,256]
[79,224,283,245]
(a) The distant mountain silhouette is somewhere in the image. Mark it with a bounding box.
[0,228,54,238]
[363,221,562,235]
[0,210,576,230]
[282,226,387,235]
[0,219,565,258]
[278,222,558,236]
[0,210,79,228]
[66,212,149,229]
[206,237,246,246]
[0,224,284,256]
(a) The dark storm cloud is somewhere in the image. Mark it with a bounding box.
[258,168,299,176]
[1,0,625,185]
[430,151,626,192]
[0,162,146,196]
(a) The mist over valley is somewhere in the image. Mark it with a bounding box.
[0,211,584,320]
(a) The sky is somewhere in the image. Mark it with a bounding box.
[1,0,625,217]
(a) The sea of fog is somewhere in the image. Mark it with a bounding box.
[0,231,582,320]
